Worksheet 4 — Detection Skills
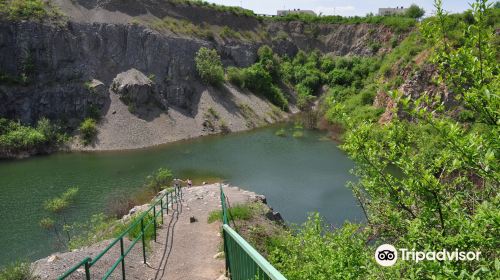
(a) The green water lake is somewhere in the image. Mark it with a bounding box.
[0,124,363,266]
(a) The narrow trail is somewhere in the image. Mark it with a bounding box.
[151,197,182,280]
[145,184,261,280]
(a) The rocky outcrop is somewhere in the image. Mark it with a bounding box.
[267,22,396,57]
[111,68,165,110]
[376,64,452,124]
[0,0,402,130]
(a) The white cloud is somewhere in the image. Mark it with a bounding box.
[314,5,356,16]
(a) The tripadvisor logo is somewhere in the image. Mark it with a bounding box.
[375,244,398,267]
[375,244,481,267]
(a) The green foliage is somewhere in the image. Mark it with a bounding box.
[39,217,55,230]
[360,91,375,105]
[126,213,157,242]
[0,261,39,280]
[171,0,255,17]
[144,168,174,193]
[225,46,289,109]
[69,212,158,250]
[40,187,79,247]
[207,204,254,224]
[458,109,476,122]
[275,128,286,137]
[43,187,78,214]
[319,1,499,278]
[195,47,224,86]
[377,30,426,80]
[0,0,46,20]
[152,17,213,39]
[68,213,117,250]
[268,214,372,280]
[0,117,65,156]
[220,26,241,39]
[272,13,417,33]
[292,130,303,138]
[79,118,97,145]
[406,4,426,19]
[226,66,245,87]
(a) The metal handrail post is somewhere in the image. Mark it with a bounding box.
[120,238,126,280]
[153,205,157,242]
[170,191,173,209]
[140,218,146,264]
[84,261,91,280]
[166,193,169,214]
[160,199,164,223]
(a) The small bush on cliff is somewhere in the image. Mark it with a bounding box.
[195,47,224,86]
[226,66,245,87]
[0,0,47,20]
[79,118,97,145]
[0,261,39,280]
[144,168,174,193]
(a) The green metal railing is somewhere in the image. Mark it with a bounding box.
[220,185,287,280]
[59,186,182,280]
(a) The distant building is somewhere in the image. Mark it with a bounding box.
[378,6,407,16]
[277,9,316,17]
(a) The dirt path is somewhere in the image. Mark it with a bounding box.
[146,184,261,280]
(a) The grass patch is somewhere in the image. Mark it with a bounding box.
[151,16,213,39]
[208,204,254,224]
[0,261,39,280]
[171,0,255,17]
[0,0,62,21]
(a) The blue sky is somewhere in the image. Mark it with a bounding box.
[204,0,474,16]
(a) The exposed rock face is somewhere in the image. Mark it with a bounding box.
[0,1,402,128]
[267,22,396,56]
[111,68,164,108]
[377,64,452,124]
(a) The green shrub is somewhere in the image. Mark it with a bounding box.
[275,128,286,137]
[79,118,97,145]
[144,168,173,193]
[329,69,354,86]
[0,118,65,156]
[458,109,476,122]
[0,261,39,280]
[126,213,157,242]
[0,118,46,152]
[220,26,241,39]
[369,42,381,54]
[1,0,47,20]
[268,214,371,280]
[226,66,245,88]
[195,47,224,86]
[360,91,375,105]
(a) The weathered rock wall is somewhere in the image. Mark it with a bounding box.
[0,1,401,127]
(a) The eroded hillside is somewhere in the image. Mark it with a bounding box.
[0,0,409,153]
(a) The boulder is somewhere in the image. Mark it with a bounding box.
[111,69,157,107]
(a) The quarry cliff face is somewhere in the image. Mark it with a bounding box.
[0,0,400,127]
